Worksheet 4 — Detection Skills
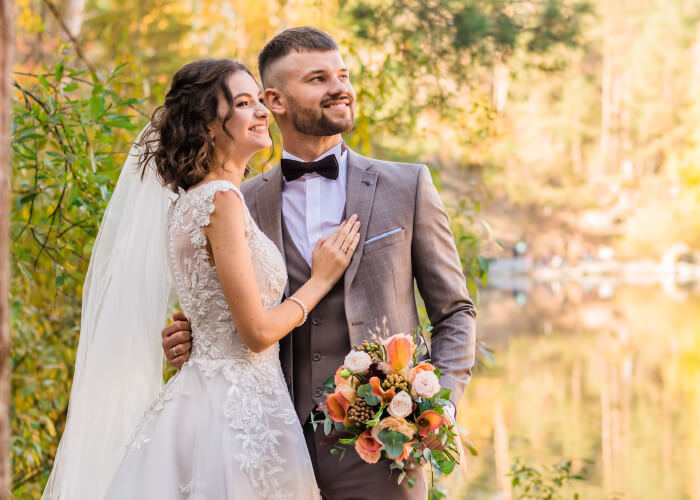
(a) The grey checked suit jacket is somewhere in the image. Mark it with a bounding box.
[241,148,477,409]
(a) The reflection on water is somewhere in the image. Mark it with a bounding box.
[442,281,700,500]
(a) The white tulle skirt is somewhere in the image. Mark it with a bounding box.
[105,357,320,500]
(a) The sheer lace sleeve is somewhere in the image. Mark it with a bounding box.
[196,180,248,231]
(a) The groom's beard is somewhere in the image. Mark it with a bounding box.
[286,93,354,136]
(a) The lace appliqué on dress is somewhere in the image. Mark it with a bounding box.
[158,180,293,499]
[128,375,191,451]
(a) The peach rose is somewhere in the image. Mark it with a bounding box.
[412,370,440,398]
[408,362,435,383]
[387,391,413,419]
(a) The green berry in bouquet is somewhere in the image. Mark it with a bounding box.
[355,339,384,362]
[382,373,410,393]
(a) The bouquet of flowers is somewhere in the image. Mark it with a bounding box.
[313,332,460,486]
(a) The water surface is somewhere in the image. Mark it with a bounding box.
[442,281,700,499]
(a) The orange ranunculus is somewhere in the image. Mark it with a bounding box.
[355,430,384,464]
[325,392,350,424]
[409,362,435,382]
[369,376,396,401]
[385,334,414,373]
[416,410,444,437]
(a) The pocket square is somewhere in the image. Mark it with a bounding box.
[365,227,403,245]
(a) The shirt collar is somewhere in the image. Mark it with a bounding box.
[281,141,347,166]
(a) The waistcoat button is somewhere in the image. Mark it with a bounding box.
[312,352,321,361]
[311,317,321,326]
[313,388,322,398]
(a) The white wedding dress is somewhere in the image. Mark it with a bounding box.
[105,180,320,499]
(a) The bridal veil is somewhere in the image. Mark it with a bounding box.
[42,130,173,499]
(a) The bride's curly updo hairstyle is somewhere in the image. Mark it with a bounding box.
[138,58,254,191]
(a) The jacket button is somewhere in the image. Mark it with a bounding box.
[311,317,321,326]
[313,388,322,398]
[312,352,321,361]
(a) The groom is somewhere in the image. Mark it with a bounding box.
[163,27,476,499]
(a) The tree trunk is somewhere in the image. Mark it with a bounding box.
[0,0,12,497]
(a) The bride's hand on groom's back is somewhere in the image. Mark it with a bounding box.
[162,311,192,369]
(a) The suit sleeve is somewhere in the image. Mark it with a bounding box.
[411,165,477,411]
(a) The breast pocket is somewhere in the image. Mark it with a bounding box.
[363,227,405,254]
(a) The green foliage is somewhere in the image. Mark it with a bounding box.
[377,429,412,459]
[357,383,381,406]
[509,459,586,500]
[428,484,448,500]
[80,0,199,104]
[344,0,591,66]
[340,0,592,151]
[449,195,494,301]
[11,57,143,496]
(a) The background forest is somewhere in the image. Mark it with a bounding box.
[9,0,700,498]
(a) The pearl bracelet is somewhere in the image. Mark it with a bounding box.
[287,296,308,327]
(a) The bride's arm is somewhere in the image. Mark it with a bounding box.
[205,189,359,353]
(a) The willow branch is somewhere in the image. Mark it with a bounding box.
[40,0,99,77]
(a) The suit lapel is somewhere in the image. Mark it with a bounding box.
[254,165,285,258]
[344,149,377,292]
[252,165,293,387]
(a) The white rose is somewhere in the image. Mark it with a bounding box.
[388,390,414,418]
[412,370,440,398]
[344,350,372,375]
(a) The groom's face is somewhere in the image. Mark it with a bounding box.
[265,50,355,136]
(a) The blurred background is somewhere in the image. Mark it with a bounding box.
[9,0,700,498]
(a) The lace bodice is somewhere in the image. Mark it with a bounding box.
[116,181,313,500]
[167,180,288,363]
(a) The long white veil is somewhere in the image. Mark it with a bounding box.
[42,129,174,499]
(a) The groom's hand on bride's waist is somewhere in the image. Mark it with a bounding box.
[162,311,192,369]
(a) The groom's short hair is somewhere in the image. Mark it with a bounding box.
[258,27,338,87]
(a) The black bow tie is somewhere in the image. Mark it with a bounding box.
[281,154,339,181]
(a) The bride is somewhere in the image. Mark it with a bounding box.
[42,58,360,499]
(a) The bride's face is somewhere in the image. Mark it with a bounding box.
[210,71,272,161]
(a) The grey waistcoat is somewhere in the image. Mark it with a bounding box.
[281,220,351,423]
